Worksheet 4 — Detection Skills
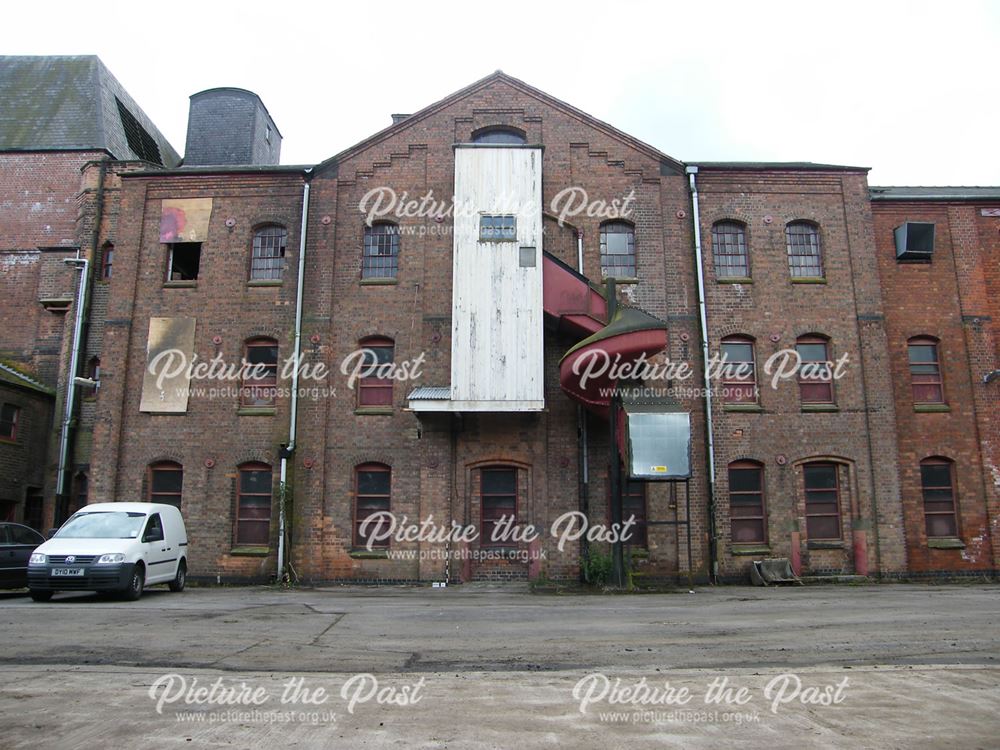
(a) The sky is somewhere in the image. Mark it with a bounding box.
[7,0,1000,185]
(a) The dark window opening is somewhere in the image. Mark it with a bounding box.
[786,222,823,278]
[908,337,945,404]
[804,463,841,540]
[479,215,517,242]
[894,222,935,261]
[167,242,201,281]
[481,467,517,547]
[357,337,394,407]
[115,97,163,165]
[101,243,114,279]
[236,463,272,546]
[0,403,18,441]
[362,223,399,279]
[251,226,287,281]
[712,221,749,278]
[148,461,183,509]
[241,338,278,407]
[729,461,766,544]
[354,463,391,548]
[921,458,958,538]
[472,128,527,145]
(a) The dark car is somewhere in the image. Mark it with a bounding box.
[0,522,46,589]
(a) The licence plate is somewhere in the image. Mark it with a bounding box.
[52,568,84,577]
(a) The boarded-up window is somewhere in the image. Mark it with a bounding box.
[139,317,197,413]
[160,198,213,243]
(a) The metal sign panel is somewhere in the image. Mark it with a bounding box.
[625,410,691,480]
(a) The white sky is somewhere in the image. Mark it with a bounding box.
[8,0,1000,185]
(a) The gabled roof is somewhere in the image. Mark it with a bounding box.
[315,71,685,175]
[0,55,180,167]
[0,362,55,397]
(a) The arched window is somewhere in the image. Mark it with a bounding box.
[908,336,945,404]
[236,462,272,546]
[354,463,391,548]
[600,221,636,279]
[720,336,757,404]
[712,221,749,278]
[786,221,823,278]
[920,458,958,538]
[241,338,278,407]
[471,127,526,145]
[250,225,287,281]
[148,461,183,509]
[362,222,399,279]
[480,466,518,548]
[803,462,841,540]
[796,335,834,404]
[100,242,114,279]
[357,336,394,408]
[729,461,766,544]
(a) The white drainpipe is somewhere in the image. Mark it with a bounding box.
[277,170,312,580]
[686,166,718,579]
[56,256,89,498]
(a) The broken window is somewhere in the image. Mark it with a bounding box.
[250,226,287,281]
[362,223,399,279]
[712,221,750,278]
[166,243,202,282]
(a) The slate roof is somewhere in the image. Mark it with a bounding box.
[869,186,1000,201]
[0,362,55,397]
[0,55,180,166]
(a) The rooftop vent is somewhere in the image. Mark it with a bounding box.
[894,222,935,262]
[391,113,411,125]
[116,97,162,165]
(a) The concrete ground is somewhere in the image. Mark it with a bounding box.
[0,583,998,748]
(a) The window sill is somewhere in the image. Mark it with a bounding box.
[914,404,950,413]
[605,276,640,284]
[790,277,827,284]
[807,540,844,550]
[238,407,277,416]
[730,545,771,556]
[717,277,753,284]
[723,404,762,413]
[230,546,270,557]
[247,279,283,287]
[360,278,399,286]
[0,437,18,445]
[355,407,393,416]
[927,537,965,550]
[164,280,198,288]
[349,549,389,559]
[801,403,839,413]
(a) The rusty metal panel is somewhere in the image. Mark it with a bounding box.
[159,198,213,243]
[139,317,196,413]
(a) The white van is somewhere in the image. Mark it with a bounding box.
[27,502,188,602]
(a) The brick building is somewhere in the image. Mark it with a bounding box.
[1,58,997,583]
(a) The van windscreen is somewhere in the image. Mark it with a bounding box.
[55,512,147,539]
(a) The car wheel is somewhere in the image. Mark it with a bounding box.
[29,590,53,602]
[123,564,145,601]
[168,560,187,592]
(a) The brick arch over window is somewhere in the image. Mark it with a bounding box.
[471,125,527,144]
[907,336,945,404]
[599,220,636,279]
[362,221,400,279]
[147,460,183,509]
[728,460,767,544]
[356,336,394,407]
[354,462,391,549]
[919,456,958,538]
[711,220,749,278]
[785,220,823,278]
[249,224,287,281]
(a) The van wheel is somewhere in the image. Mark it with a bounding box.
[169,560,187,592]
[123,564,145,601]
[30,590,53,602]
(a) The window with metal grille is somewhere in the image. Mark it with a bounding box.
[357,337,394,408]
[729,461,766,544]
[250,226,287,281]
[479,215,517,242]
[721,336,757,404]
[236,463,272,546]
[600,221,636,279]
[803,463,841,540]
[786,221,823,278]
[148,461,183,509]
[920,458,958,538]
[481,467,517,547]
[362,223,400,279]
[0,403,18,441]
[101,243,114,279]
[241,338,278,407]
[354,463,391,548]
[712,221,749,278]
[908,337,945,404]
[796,335,834,404]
